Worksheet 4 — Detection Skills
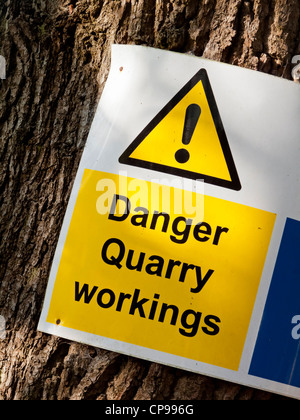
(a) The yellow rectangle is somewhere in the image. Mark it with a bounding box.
[46,170,276,370]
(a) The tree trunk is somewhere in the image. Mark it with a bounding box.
[0,0,298,400]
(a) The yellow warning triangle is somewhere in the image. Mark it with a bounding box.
[119,69,241,191]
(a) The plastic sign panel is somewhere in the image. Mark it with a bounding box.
[38,45,300,399]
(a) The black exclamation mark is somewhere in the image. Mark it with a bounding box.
[175,104,201,164]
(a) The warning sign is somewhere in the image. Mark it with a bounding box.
[119,69,241,191]
[46,170,275,370]
[38,45,300,399]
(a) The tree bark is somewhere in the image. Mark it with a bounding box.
[0,0,298,400]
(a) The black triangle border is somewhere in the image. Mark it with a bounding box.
[119,69,241,191]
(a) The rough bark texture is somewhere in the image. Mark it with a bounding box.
[0,0,298,400]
